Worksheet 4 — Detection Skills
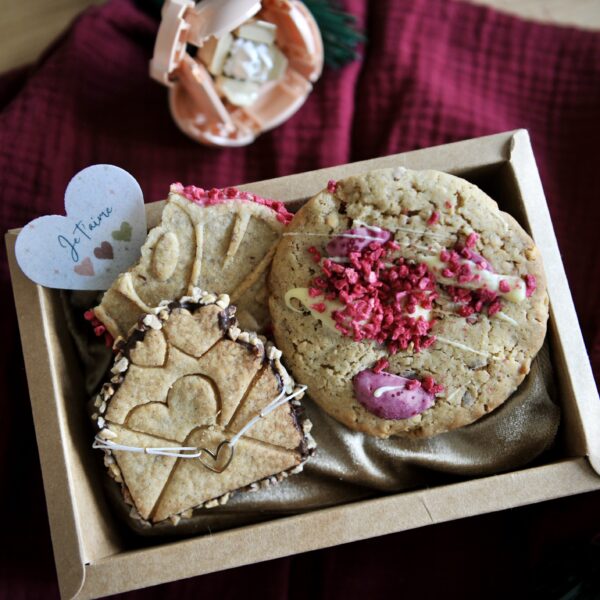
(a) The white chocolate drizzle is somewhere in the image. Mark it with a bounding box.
[282,232,384,242]
[373,384,405,398]
[392,225,453,241]
[283,229,437,254]
[421,255,526,302]
[351,219,384,232]
[435,336,492,358]
[495,311,519,326]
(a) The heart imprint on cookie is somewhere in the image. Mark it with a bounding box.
[14,164,146,290]
[100,302,310,523]
[198,441,234,473]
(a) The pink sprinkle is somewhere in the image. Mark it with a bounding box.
[327,180,338,193]
[465,232,479,249]
[427,211,440,226]
[308,287,322,298]
[171,183,294,225]
[444,200,452,209]
[488,300,502,316]
[372,358,389,374]
[457,263,474,284]
[310,303,326,313]
[421,375,444,395]
[83,309,115,348]
[309,233,437,354]
[405,379,421,390]
[459,305,475,317]
[307,246,322,263]
[524,274,537,297]
[498,279,511,293]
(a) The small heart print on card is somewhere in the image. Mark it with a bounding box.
[94,241,113,260]
[15,165,147,290]
[112,221,132,242]
[74,257,95,276]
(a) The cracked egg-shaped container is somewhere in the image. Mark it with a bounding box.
[150,0,324,147]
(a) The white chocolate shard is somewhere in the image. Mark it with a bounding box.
[267,45,288,81]
[216,76,261,107]
[236,20,277,45]
[198,33,233,76]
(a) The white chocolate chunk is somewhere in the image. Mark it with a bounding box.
[198,33,233,76]
[495,311,518,326]
[267,45,288,81]
[216,76,261,107]
[236,20,277,45]
[411,304,432,322]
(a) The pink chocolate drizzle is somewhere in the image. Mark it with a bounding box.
[171,183,294,225]
[326,226,391,257]
[353,369,442,420]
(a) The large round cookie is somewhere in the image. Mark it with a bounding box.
[269,167,548,438]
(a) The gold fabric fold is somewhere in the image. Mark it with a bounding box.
[63,291,559,537]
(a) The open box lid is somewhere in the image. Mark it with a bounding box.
[5,130,600,599]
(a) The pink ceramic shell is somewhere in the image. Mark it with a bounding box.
[150,0,324,147]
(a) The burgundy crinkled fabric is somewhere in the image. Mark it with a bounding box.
[1,0,599,598]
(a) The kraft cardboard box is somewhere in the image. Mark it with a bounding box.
[6,130,600,599]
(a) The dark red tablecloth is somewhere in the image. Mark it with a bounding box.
[1,1,599,598]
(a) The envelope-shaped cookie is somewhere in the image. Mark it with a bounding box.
[94,185,293,339]
[92,290,314,524]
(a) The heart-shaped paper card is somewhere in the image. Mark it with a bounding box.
[15,165,147,290]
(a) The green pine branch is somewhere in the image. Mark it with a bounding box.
[303,0,364,68]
